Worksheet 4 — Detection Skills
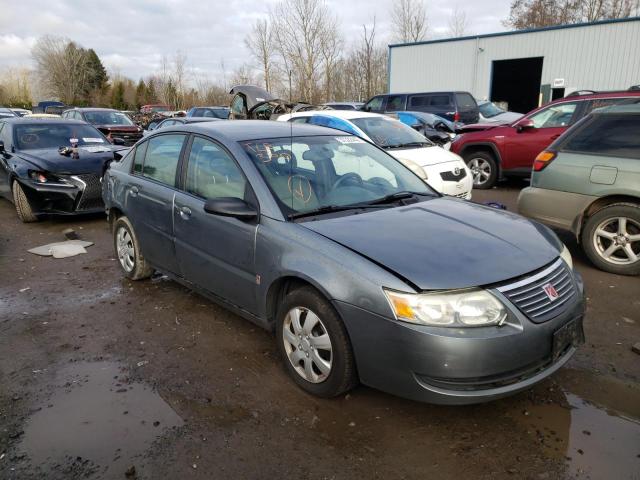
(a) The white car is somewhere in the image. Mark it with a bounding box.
[277,110,473,200]
[477,100,523,124]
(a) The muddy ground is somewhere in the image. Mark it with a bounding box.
[1,181,639,480]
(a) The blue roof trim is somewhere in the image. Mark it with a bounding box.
[389,16,640,49]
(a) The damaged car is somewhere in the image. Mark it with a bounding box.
[229,85,317,120]
[62,108,144,146]
[0,118,122,222]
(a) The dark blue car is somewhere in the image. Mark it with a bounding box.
[102,121,585,404]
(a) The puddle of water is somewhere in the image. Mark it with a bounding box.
[19,361,183,476]
[515,381,640,479]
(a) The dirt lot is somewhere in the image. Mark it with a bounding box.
[1,181,639,480]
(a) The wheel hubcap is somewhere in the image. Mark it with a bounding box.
[467,158,492,186]
[282,307,332,384]
[116,227,136,273]
[593,216,640,265]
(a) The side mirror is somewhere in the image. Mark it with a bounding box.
[204,197,257,220]
[112,137,125,145]
[515,118,534,132]
[410,123,422,131]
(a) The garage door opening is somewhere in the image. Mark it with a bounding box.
[490,57,543,114]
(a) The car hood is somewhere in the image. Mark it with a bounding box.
[17,146,118,175]
[302,197,561,290]
[94,125,141,133]
[458,123,504,133]
[387,145,464,167]
[481,112,524,124]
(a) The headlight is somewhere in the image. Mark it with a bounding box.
[28,170,72,187]
[560,244,573,270]
[384,288,507,327]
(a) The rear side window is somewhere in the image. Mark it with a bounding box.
[193,108,205,116]
[455,93,476,109]
[141,134,185,186]
[584,97,640,115]
[561,113,640,158]
[409,95,428,108]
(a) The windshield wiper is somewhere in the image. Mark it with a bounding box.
[288,204,388,220]
[383,141,432,149]
[364,191,429,205]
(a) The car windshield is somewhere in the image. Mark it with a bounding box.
[15,124,108,150]
[240,135,434,217]
[350,116,430,148]
[479,102,504,118]
[84,111,134,125]
[151,106,170,112]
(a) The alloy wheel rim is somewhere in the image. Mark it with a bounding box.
[468,158,492,186]
[593,216,640,265]
[116,227,136,273]
[282,307,333,384]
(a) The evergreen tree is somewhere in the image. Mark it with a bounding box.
[135,79,146,110]
[111,81,126,109]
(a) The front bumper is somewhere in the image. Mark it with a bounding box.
[334,272,585,405]
[424,162,474,200]
[19,174,104,215]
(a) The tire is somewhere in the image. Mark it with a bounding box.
[581,203,640,276]
[113,216,154,280]
[12,180,38,223]
[276,286,358,397]
[464,151,498,189]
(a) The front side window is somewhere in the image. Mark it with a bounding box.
[240,135,432,216]
[230,95,247,119]
[141,134,185,186]
[133,142,148,173]
[561,113,640,158]
[386,95,405,112]
[185,137,246,200]
[350,116,431,148]
[364,96,383,112]
[529,102,578,128]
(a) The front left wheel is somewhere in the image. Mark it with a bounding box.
[12,180,38,223]
[276,286,357,397]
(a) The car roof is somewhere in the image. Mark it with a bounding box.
[67,107,118,112]
[286,110,387,121]
[1,117,87,125]
[155,119,348,141]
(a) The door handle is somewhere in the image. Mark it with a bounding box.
[130,185,139,197]
[177,205,192,219]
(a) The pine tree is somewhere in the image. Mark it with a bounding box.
[135,79,146,110]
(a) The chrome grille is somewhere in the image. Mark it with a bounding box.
[73,174,104,211]
[497,259,576,323]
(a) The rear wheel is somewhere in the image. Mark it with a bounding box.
[12,180,38,223]
[464,151,498,189]
[581,204,640,276]
[113,216,154,280]
[276,286,357,397]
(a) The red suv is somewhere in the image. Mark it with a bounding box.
[450,90,640,189]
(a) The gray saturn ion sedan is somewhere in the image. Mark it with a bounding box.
[102,121,585,405]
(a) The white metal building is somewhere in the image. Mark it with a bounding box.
[388,17,640,113]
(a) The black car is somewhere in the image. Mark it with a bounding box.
[0,118,121,222]
[363,91,479,124]
[62,108,144,146]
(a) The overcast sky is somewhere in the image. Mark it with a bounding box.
[0,0,511,83]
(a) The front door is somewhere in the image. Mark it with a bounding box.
[505,101,580,170]
[125,133,187,274]
[173,135,258,313]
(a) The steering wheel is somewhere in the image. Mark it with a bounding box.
[332,172,364,190]
[368,177,394,189]
[270,149,296,175]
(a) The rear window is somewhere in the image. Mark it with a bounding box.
[455,93,476,109]
[561,113,640,158]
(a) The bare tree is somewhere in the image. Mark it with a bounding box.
[31,36,89,104]
[504,0,638,29]
[0,68,32,107]
[390,0,428,43]
[447,6,470,37]
[245,19,276,92]
[173,51,188,109]
[230,63,257,86]
[270,0,337,103]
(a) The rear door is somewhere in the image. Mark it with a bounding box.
[409,93,455,120]
[385,95,407,112]
[173,135,259,313]
[505,100,582,170]
[125,133,187,274]
[454,92,479,124]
